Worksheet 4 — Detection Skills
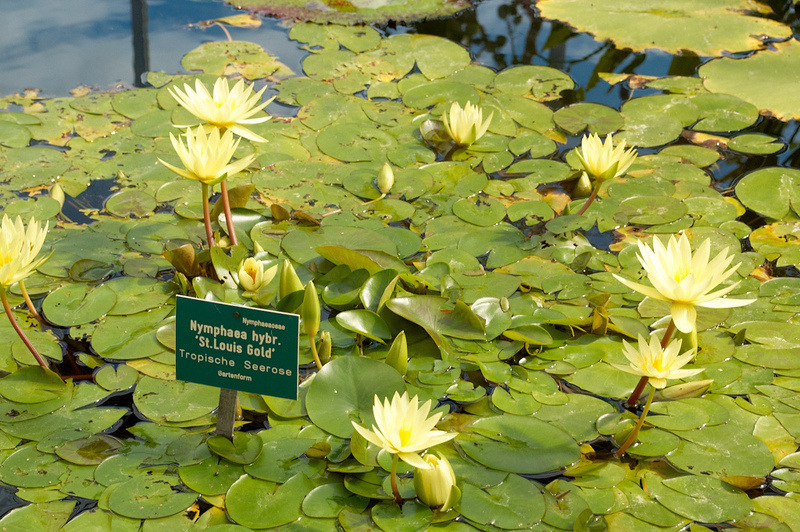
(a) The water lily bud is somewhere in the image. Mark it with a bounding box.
[377,163,394,195]
[301,281,320,340]
[414,453,458,511]
[50,183,65,207]
[386,331,408,375]
[319,331,332,363]
[237,258,277,293]
[279,259,304,299]
[656,379,714,401]
[573,171,593,198]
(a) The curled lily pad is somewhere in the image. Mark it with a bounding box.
[0,366,67,404]
[207,432,263,465]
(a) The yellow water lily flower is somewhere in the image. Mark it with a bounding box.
[0,215,49,289]
[352,391,457,469]
[235,258,277,294]
[442,101,493,147]
[158,126,255,186]
[613,234,754,334]
[575,133,637,182]
[612,335,703,389]
[169,78,273,143]
[414,453,458,511]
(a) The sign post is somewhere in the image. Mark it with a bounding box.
[175,295,299,439]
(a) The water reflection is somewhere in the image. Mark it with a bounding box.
[131,0,150,87]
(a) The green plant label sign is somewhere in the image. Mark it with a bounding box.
[175,295,299,399]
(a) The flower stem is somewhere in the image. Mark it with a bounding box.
[390,454,402,504]
[1,288,48,368]
[18,280,42,322]
[616,385,656,456]
[201,183,216,248]
[309,336,322,370]
[626,320,677,407]
[576,184,600,216]
[219,180,238,247]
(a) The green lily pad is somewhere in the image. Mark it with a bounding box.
[226,473,314,529]
[179,456,245,496]
[538,0,791,56]
[95,363,139,391]
[646,473,753,523]
[0,366,67,404]
[302,482,370,518]
[0,501,76,531]
[335,309,392,343]
[54,434,123,466]
[735,167,800,219]
[700,39,800,121]
[0,443,68,487]
[493,65,574,101]
[42,283,117,327]
[107,474,198,519]
[133,376,220,423]
[305,356,406,438]
[105,189,157,218]
[230,0,471,24]
[554,102,623,135]
[452,196,507,226]
[207,432,263,465]
[460,474,545,529]
[457,414,580,474]
[371,500,433,532]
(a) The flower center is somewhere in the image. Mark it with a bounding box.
[672,266,690,283]
[398,426,412,446]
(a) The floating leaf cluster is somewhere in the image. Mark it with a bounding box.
[0,21,798,531]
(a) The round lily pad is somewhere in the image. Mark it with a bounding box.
[452,196,506,226]
[700,39,800,121]
[305,356,406,438]
[0,443,68,487]
[457,414,580,474]
[105,189,157,218]
[554,102,623,135]
[735,167,800,220]
[179,456,245,496]
[646,474,753,523]
[538,0,791,56]
[226,473,314,529]
[460,474,545,529]
[54,434,123,465]
[42,283,117,327]
[133,376,220,423]
[302,482,370,518]
[107,475,197,519]
[94,364,139,392]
